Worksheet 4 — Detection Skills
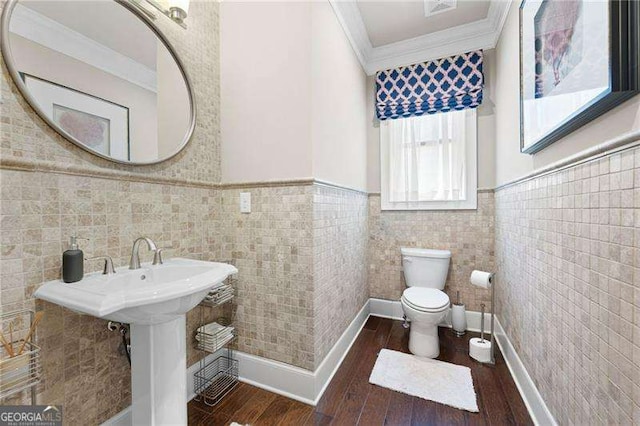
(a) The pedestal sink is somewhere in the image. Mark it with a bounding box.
[35,258,238,426]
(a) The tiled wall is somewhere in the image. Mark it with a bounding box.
[0,168,224,423]
[313,185,368,366]
[217,184,370,371]
[495,148,640,425]
[367,191,495,311]
[218,186,315,370]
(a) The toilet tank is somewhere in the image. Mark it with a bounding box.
[401,248,451,290]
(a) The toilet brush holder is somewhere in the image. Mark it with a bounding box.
[451,303,466,337]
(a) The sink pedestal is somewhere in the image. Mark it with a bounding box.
[130,315,187,425]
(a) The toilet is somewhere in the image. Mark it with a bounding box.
[400,247,451,358]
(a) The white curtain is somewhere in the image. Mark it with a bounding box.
[381,110,468,203]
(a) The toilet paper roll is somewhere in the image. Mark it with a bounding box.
[470,270,493,289]
[469,337,492,363]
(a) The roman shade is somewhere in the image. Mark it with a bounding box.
[376,50,484,120]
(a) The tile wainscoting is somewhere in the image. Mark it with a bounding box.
[495,147,640,425]
[313,184,369,367]
[219,183,370,371]
[367,191,495,311]
[219,185,316,370]
[0,173,371,422]
[0,168,225,424]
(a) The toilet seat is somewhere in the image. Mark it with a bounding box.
[401,288,450,312]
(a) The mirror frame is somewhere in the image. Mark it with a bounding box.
[0,0,197,165]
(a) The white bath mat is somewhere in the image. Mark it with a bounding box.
[369,349,479,412]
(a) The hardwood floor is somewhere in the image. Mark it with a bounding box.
[188,317,533,425]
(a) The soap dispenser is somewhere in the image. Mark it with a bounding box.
[62,236,86,283]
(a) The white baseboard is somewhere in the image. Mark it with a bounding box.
[494,318,557,426]
[238,299,370,405]
[103,301,370,425]
[369,297,487,333]
[104,297,555,426]
[103,408,130,426]
[369,297,405,320]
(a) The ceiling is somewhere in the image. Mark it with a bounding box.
[330,0,511,75]
[357,1,492,47]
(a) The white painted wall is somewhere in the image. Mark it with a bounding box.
[221,1,368,190]
[220,2,314,183]
[366,49,498,193]
[311,1,368,191]
[366,76,381,193]
[494,2,640,187]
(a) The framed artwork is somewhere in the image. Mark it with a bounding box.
[21,73,130,161]
[52,105,111,156]
[519,0,639,154]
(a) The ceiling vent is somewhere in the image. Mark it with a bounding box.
[424,0,457,17]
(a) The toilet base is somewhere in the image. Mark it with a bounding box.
[408,323,440,358]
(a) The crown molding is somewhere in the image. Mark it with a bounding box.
[11,4,158,92]
[328,0,372,72]
[330,0,512,76]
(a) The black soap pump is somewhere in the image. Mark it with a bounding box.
[62,236,86,283]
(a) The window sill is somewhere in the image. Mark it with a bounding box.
[381,197,477,211]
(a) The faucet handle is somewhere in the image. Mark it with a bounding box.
[152,247,173,265]
[86,256,116,275]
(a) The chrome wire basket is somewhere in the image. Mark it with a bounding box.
[195,325,236,354]
[193,355,239,406]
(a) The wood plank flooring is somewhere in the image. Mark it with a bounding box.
[188,317,532,425]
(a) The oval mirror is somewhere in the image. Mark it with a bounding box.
[1,0,195,164]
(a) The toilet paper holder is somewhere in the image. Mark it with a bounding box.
[470,270,495,365]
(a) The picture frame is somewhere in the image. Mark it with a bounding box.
[519,0,639,154]
[21,73,130,161]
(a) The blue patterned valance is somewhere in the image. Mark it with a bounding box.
[376,50,484,120]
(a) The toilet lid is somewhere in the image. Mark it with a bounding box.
[402,288,450,312]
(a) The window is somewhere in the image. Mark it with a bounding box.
[380,109,477,210]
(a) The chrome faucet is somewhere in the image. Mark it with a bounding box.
[129,237,158,270]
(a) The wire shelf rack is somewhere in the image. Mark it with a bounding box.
[193,260,238,406]
[195,326,236,354]
[200,283,234,307]
[193,355,239,406]
[0,310,41,403]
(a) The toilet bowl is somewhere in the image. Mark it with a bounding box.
[400,247,451,358]
[401,287,450,358]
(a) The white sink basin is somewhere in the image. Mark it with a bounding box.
[35,257,238,425]
[35,258,237,324]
